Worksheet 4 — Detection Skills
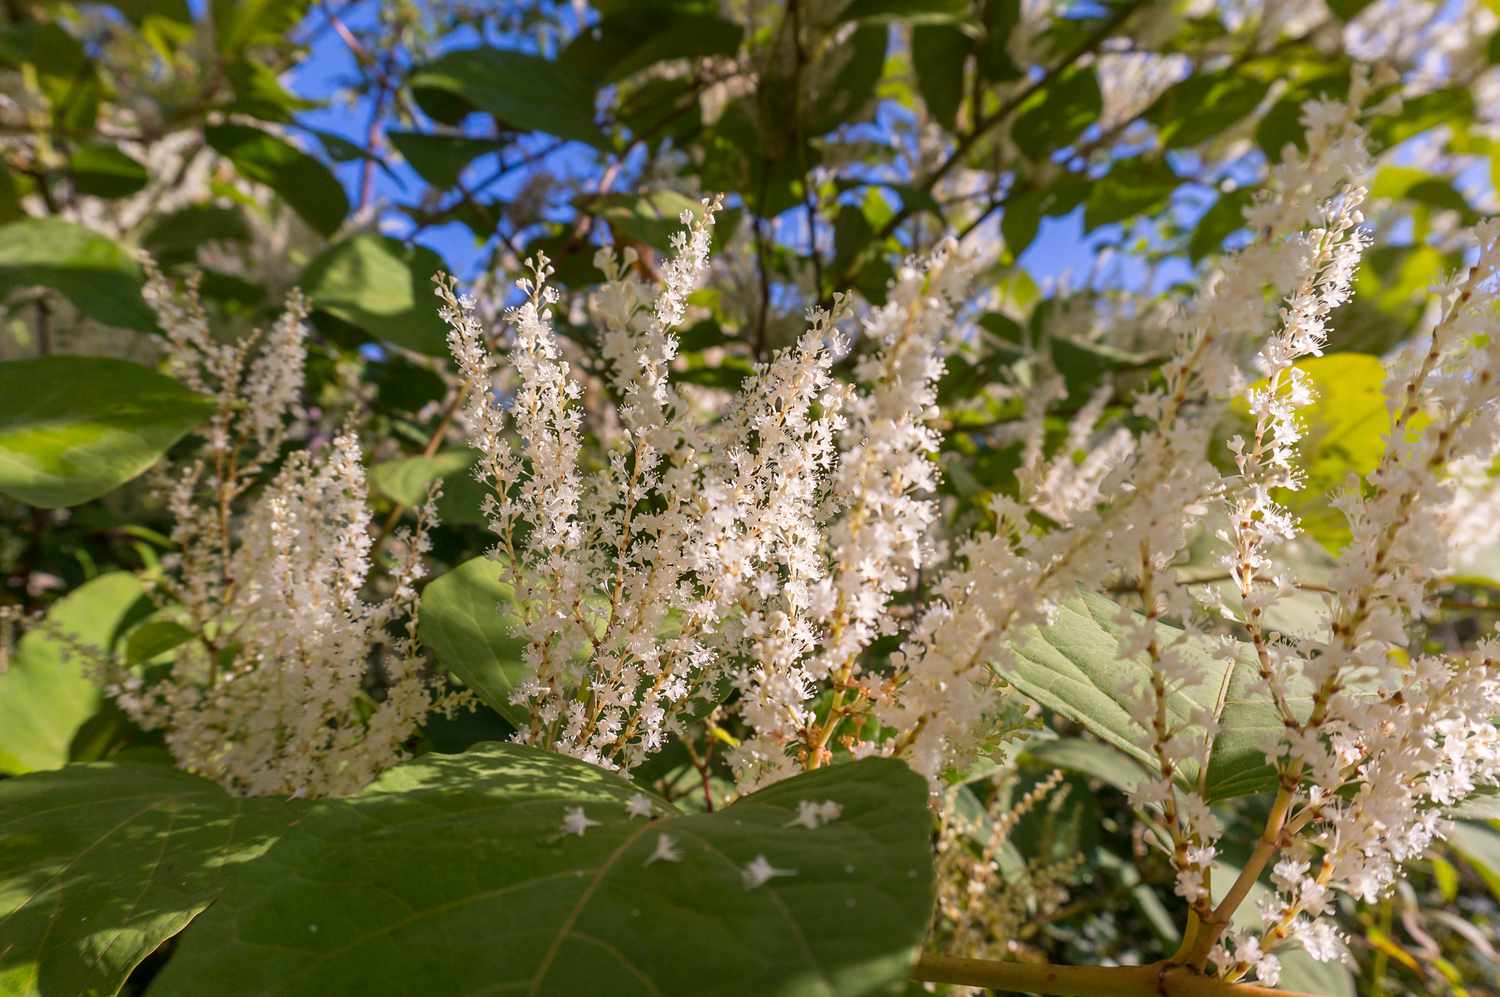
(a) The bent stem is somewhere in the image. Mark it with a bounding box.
[910,954,1315,997]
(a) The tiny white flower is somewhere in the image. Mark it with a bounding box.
[644,833,681,865]
[742,854,796,889]
[786,799,843,829]
[626,792,656,819]
[561,806,601,837]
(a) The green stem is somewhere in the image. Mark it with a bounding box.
[910,955,1313,997]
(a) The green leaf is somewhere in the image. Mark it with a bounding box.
[68,141,149,198]
[205,123,349,236]
[595,12,743,83]
[0,573,144,774]
[386,130,499,189]
[839,0,969,23]
[995,592,1316,801]
[0,758,311,997]
[418,556,533,727]
[0,217,156,330]
[369,449,487,526]
[1082,157,1176,231]
[912,24,967,130]
[1370,165,1477,224]
[809,24,889,135]
[299,234,449,355]
[408,47,605,147]
[211,0,311,54]
[146,744,935,997]
[1010,66,1101,157]
[1234,353,1401,552]
[141,204,253,266]
[1147,71,1271,149]
[591,189,704,252]
[0,356,214,507]
[1022,737,1150,796]
[1188,188,1251,262]
[1001,188,1043,257]
[1451,821,1500,902]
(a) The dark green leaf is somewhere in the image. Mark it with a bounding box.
[591,189,703,252]
[68,142,149,198]
[1000,188,1042,256]
[299,235,449,355]
[418,556,532,727]
[386,130,500,188]
[805,24,888,134]
[0,573,145,774]
[840,0,969,23]
[0,217,156,330]
[0,758,311,996]
[1083,158,1176,231]
[1188,188,1251,262]
[0,356,214,507]
[148,745,934,997]
[205,123,349,237]
[141,204,253,266]
[1147,71,1271,149]
[913,24,968,130]
[1010,65,1100,157]
[408,47,604,147]
[211,0,312,54]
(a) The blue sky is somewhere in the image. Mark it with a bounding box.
[281,1,1158,291]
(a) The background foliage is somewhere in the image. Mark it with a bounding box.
[2,0,1500,994]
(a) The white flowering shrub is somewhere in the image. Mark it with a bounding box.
[4,2,1500,996]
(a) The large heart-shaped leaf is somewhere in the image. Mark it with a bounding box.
[408,47,604,147]
[0,572,145,774]
[0,759,310,997]
[0,217,156,330]
[418,556,532,726]
[299,234,449,355]
[1,744,929,997]
[995,592,1307,801]
[0,356,214,507]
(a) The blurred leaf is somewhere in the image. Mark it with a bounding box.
[125,619,195,666]
[369,449,487,526]
[591,189,703,252]
[840,0,969,23]
[386,130,499,188]
[1451,821,1500,902]
[409,47,604,147]
[142,204,252,266]
[226,58,318,122]
[205,123,349,236]
[0,217,156,330]
[1023,737,1150,795]
[1011,65,1100,157]
[67,142,149,198]
[1370,165,1477,224]
[299,235,449,355]
[1189,187,1251,262]
[913,24,968,130]
[805,23,888,134]
[1083,157,1176,231]
[0,573,144,774]
[1148,70,1270,149]
[0,356,214,507]
[211,0,311,54]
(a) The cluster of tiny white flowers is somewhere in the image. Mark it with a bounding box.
[104,264,459,798]
[439,200,977,784]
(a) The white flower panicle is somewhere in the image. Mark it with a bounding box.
[105,267,458,798]
[440,200,977,784]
